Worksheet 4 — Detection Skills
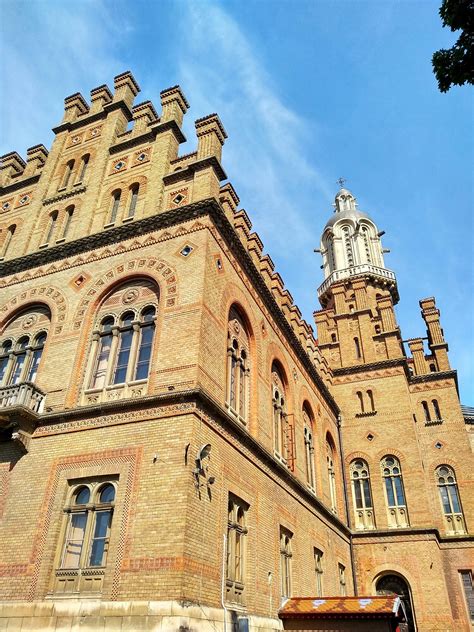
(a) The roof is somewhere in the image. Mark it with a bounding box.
[324,207,373,229]
[461,404,474,422]
[279,596,403,619]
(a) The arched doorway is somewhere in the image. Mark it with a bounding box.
[376,573,416,632]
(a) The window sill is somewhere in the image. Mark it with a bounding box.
[56,238,66,244]
[103,222,115,229]
[39,243,49,249]
[57,187,67,193]
[123,216,134,223]
[425,418,443,426]
[74,181,83,187]
[355,411,377,418]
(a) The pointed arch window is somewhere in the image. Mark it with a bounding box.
[1,224,16,259]
[381,456,409,527]
[61,159,75,189]
[350,459,375,529]
[303,404,315,490]
[436,465,465,534]
[272,363,290,463]
[62,205,74,240]
[226,307,250,423]
[126,184,139,219]
[326,436,338,514]
[43,210,59,245]
[109,190,121,224]
[78,154,90,183]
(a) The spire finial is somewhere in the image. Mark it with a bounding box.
[336,176,347,189]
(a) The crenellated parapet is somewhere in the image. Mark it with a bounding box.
[0,152,26,188]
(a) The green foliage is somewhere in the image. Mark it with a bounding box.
[432,0,474,92]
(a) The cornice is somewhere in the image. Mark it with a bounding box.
[409,369,457,384]
[333,358,407,377]
[0,198,339,417]
[0,174,41,196]
[33,386,349,536]
[51,100,133,135]
[43,186,86,206]
[163,155,227,183]
[351,526,474,543]
[109,119,186,154]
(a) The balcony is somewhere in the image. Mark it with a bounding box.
[0,382,45,417]
[318,264,398,301]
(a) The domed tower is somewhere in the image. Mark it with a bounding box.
[314,186,402,368]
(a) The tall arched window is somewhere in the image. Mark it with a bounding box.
[367,389,375,412]
[272,362,288,462]
[0,305,50,388]
[326,435,338,514]
[354,336,362,359]
[356,391,364,413]
[109,190,121,224]
[350,459,375,529]
[381,455,409,527]
[226,306,250,423]
[61,159,75,189]
[126,184,139,219]
[44,210,58,245]
[62,206,74,240]
[342,226,354,267]
[361,226,372,263]
[78,154,90,183]
[85,280,159,402]
[436,465,465,534]
[303,403,315,490]
[1,224,16,259]
[421,400,431,422]
[432,399,442,420]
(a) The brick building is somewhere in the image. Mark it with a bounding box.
[0,71,472,631]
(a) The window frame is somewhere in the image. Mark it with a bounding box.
[226,494,249,606]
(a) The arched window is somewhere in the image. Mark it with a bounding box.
[326,435,338,514]
[1,224,16,259]
[436,465,465,534]
[0,305,50,387]
[62,205,74,240]
[226,307,250,423]
[226,494,248,605]
[78,154,90,183]
[109,190,121,224]
[376,574,416,632]
[272,362,288,461]
[342,226,354,267]
[126,184,139,219]
[432,399,442,421]
[44,210,58,245]
[325,234,336,272]
[361,226,372,263]
[429,362,437,372]
[367,389,375,412]
[61,159,75,189]
[421,400,431,422]
[56,480,117,594]
[381,455,409,527]
[354,336,362,359]
[331,333,337,342]
[303,404,315,490]
[86,280,158,401]
[350,459,375,529]
[279,527,292,600]
[356,391,364,413]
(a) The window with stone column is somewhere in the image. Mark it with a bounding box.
[226,306,250,424]
[350,459,375,530]
[436,465,465,534]
[272,362,293,466]
[83,279,158,405]
[381,455,409,528]
[303,403,316,490]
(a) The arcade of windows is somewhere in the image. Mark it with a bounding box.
[41,205,75,247]
[106,184,140,226]
[355,389,376,416]
[59,154,90,191]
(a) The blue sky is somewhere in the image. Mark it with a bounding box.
[1,0,473,402]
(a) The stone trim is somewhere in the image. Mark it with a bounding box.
[42,186,86,206]
[0,174,41,196]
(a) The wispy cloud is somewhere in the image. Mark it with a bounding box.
[0,0,128,157]
[177,2,332,257]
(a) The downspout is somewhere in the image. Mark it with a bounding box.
[221,532,228,632]
[337,412,358,596]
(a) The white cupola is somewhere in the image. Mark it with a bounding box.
[317,185,398,304]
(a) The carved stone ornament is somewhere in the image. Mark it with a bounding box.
[122,288,140,305]
[22,313,38,330]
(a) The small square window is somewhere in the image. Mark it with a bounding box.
[180,245,193,257]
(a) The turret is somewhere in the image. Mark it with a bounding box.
[317,186,398,308]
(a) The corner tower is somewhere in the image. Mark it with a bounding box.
[315,186,403,368]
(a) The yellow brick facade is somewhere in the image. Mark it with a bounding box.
[0,71,472,632]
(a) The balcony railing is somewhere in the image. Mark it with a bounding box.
[0,382,45,414]
[318,264,397,298]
